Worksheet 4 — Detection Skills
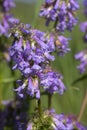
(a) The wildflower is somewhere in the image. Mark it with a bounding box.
[27,109,86,130]
[47,109,86,130]
[9,23,67,98]
[39,0,79,32]
[40,71,66,95]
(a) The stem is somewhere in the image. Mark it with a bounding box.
[48,94,52,109]
[54,18,58,30]
[37,98,42,116]
[0,83,3,108]
[78,90,87,122]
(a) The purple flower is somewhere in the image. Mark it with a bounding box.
[40,71,66,95]
[39,0,79,32]
[14,80,26,98]
[80,22,87,32]
[68,0,79,11]
[46,109,86,130]
[9,24,67,98]
[26,109,86,129]
[10,28,55,74]
[3,0,15,12]
[80,22,87,42]
[83,0,87,16]
[45,0,55,4]
[67,12,78,31]
[27,123,33,130]
[76,122,86,130]
[27,78,40,99]
[75,50,87,73]
[55,35,71,55]
[1,100,28,130]
[0,14,19,36]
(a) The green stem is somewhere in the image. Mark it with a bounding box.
[48,94,52,109]
[37,98,42,116]
[0,83,3,108]
[54,18,58,30]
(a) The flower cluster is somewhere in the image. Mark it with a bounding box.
[0,100,28,130]
[49,109,86,130]
[39,0,79,32]
[75,0,87,73]
[27,109,86,130]
[0,14,19,36]
[0,0,19,36]
[9,23,66,99]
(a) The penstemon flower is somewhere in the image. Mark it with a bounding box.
[9,23,66,98]
[39,0,79,32]
[0,0,85,129]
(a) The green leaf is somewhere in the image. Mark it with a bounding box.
[72,74,87,86]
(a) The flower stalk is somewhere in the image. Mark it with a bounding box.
[48,94,52,109]
[78,90,87,122]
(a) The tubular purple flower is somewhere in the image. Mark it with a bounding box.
[68,0,79,11]
[14,81,26,98]
[67,12,78,31]
[27,78,40,99]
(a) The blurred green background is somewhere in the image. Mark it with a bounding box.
[0,0,87,126]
